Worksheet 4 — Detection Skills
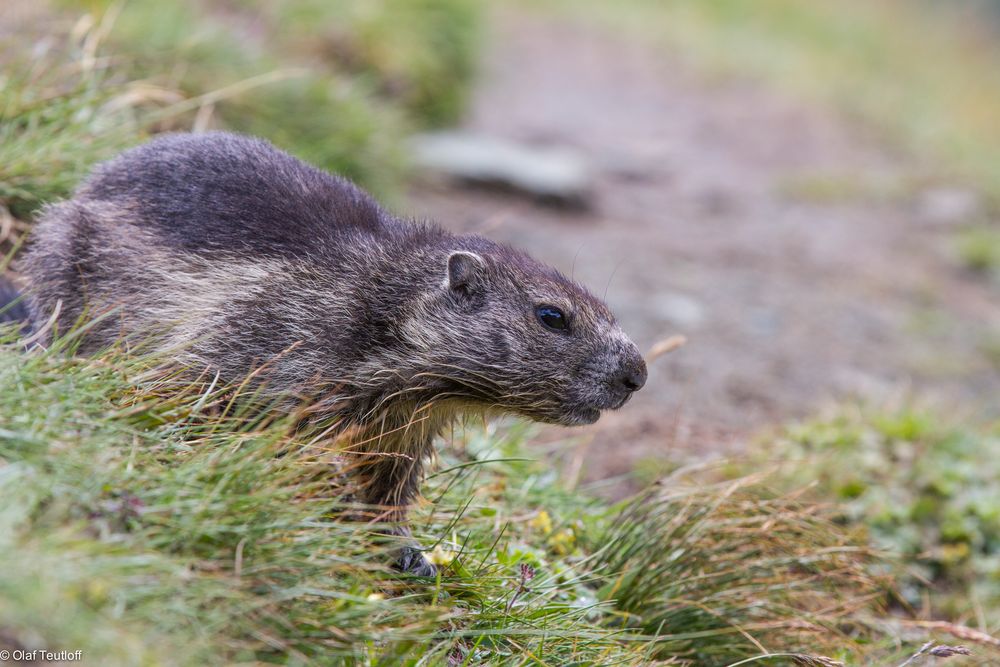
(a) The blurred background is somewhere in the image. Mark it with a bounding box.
[3,0,1000,627]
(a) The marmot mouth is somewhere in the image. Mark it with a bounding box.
[559,407,601,426]
[557,393,635,426]
[610,393,634,410]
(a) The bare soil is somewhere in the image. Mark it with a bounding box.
[406,10,1000,484]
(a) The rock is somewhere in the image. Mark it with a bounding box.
[652,292,705,329]
[409,131,592,207]
[915,187,983,227]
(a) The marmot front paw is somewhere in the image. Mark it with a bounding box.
[394,545,438,578]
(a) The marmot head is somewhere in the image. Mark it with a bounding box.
[408,244,647,426]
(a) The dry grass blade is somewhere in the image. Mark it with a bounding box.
[902,621,1000,650]
[646,335,688,363]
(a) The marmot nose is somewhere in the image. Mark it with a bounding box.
[616,361,647,393]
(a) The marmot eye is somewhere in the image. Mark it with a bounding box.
[536,305,568,332]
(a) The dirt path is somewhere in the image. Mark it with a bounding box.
[407,10,1000,482]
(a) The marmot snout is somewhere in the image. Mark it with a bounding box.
[17,132,647,575]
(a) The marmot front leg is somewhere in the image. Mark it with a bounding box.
[355,438,437,577]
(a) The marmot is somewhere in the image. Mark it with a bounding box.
[11,132,647,575]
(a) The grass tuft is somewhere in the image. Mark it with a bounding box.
[771,406,1000,628]
[596,475,882,664]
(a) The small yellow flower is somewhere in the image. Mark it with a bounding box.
[529,510,553,535]
[940,542,970,564]
[84,579,109,604]
[366,592,385,601]
[548,528,576,555]
[426,544,457,566]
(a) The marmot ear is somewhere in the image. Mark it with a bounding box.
[446,251,485,296]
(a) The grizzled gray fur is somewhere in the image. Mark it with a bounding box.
[17,132,647,575]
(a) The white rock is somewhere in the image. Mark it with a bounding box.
[916,187,983,227]
[409,131,592,206]
[653,292,705,329]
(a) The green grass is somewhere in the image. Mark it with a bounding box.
[0,16,155,223]
[237,0,482,127]
[956,226,1000,277]
[0,327,899,665]
[767,406,1000,630]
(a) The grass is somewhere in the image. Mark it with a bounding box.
[0,326,899,665]
[955,226,1000,278]
[766,406,1000,631]
[235,0,482,127]
[0,12,159,225]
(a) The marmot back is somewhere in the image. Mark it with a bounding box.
[76,132,388,255]
[19,132,647,576]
